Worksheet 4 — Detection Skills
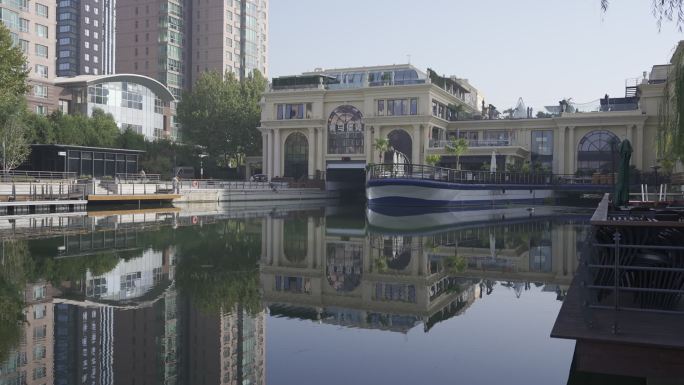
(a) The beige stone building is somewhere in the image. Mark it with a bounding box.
[259,46,683,184]
[259,65,480,182]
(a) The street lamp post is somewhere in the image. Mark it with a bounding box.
[199,154,208,179]
[651,164,661,190]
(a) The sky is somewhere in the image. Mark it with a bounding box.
[269,0,684,111]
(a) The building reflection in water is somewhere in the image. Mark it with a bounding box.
[0,204,588,384]
[261,205,588,333]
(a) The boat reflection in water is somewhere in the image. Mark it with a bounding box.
[0,203,591,385]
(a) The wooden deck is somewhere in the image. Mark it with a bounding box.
[87,194,181,202]
[552,275,684,378]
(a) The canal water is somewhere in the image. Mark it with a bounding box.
[0,203,593,385]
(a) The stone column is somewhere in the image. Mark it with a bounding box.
[273,128,281,177]
[554,126,565,175]
[267,130,274,180]
[308,127,315,178]
[374,125,384,163]
[567,126,576,175]
[634,123,644,170]
[262,132,269,178]
[261,218,268,264]
[317,127,325,174]
[364,126,372,164]
[412,124,421,164]
[307,217,315,269]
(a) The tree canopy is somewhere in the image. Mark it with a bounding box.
[177,70,267,169]
[0,24,29,97]
[602,0,684,29]
[0,24,31,170]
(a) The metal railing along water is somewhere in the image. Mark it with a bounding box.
[368,164,597,186]
[0,170,77,182]
[582,195,684,315]
[115,173,161,182]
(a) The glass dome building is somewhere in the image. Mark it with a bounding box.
[55,74,177,141]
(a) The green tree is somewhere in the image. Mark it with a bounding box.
[51,113,90,145]
[0,240,32,363]
[447,138,469,169]
[425,154,442,166]
[25,112,55,144]
[447,103,465,121]
[88,109,120,147]
[50,109,119,147]
[373,137,392,163]
[0,24,31,171]
[175,220,262,315]
[602,0,684,30]
[0,23,29,97]
[658,50,684,162]
[116,126,146,150]
[0,96,31,171]
[177,70,267,171]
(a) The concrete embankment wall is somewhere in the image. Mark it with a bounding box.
[176,188,338,203]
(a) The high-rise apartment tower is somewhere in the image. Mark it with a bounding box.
[116,0,268,99]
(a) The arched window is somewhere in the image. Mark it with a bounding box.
[326,243,363,292]
[382,236,412,271]
[284,132,309,179]
[387,129,412,163]
[327,105,364,154]
[577,130,620,175]
[283,218,307,264]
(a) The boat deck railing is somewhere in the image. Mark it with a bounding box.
[367,163,599,186]
[581,194,684,315]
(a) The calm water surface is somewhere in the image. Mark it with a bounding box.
[0,203,592,385]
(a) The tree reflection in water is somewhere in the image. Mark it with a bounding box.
[0,240,30,363]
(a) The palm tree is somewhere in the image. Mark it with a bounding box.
[374,137,392,164]
[425,154,441,166]
[447,103,465,121]
[447,138,469,170]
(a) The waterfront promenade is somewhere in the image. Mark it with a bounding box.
[0,172,337,215]
[552,194,684,381]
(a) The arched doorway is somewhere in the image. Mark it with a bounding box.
[283,217,307,265]
[284,132,309,179]
[386,129,412,163]
[577,130,620,175]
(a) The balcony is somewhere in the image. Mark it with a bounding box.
[429,139,518,149]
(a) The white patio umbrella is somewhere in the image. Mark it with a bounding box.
[490,151,497,173]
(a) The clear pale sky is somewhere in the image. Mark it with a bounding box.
[269,0,683,111]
